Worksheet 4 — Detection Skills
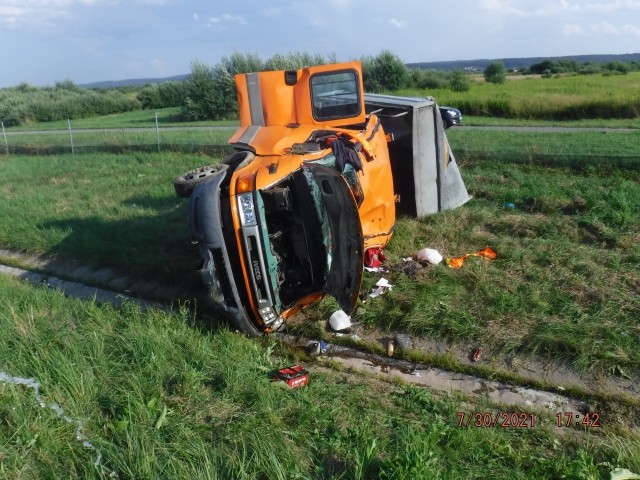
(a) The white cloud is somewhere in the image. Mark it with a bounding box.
[592,21,640,35]
[390,18,407,28]
[207,13,248,27]
[325,0,356,8]
[563,23,585,35]
[563,20,640,36]
[0,0,118,29]
[192,12,199,21]
[263,6,282,17]
[289,2,326,26]
[585,1,640,13]
[480,0,580,17]
[621,24,640,34]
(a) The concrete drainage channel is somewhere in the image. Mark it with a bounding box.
[0,250,621,425]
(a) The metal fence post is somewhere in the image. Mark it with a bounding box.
[68,119,74,154]
[155,113,160,152]
[1,121,8,155]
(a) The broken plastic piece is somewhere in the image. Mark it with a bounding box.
[364,248,386,268]
[470,347,484,362]
[446,247,497,269]
[369,278,394,298]
[329,310,352,331]
[416,248,443,265]
[610,468,640,480]
[273,365,309,389]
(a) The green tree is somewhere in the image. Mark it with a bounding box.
[265,51,329,71]
[484,61,506,84]
[408,68,449,89]
[138,84,162,109]
[362,50,410,92]
[157,81,186,107]
[183,61,217,121]
[449,70,471,92]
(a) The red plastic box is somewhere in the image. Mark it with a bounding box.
[274,365,309,389]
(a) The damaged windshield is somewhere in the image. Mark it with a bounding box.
[257,164,362,311]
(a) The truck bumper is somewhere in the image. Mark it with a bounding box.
[189,173,258,333]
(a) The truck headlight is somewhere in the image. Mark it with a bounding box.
[237,193,257,226]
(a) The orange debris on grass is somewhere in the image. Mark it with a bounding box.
[445,247,497,269]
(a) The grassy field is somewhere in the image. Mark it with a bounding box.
[463,115,640,129]
[398,71,640,120]
[0,127,639,378]
[2,274,639,479]
[3,107,237,131]
[2,127,235,155]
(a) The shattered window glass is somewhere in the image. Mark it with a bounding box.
[302,168,333,271]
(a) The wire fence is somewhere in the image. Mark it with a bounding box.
[0,119,237,156]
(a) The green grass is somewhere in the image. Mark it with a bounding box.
[5,107,238,131]
[463,115,640,129]
[2,126,235,154]
[349,160,640,374]
[0,152,204,285]
[0,130,639,377]
[1,274,639,479]
[447,128,640,168]
[398,71,640,120]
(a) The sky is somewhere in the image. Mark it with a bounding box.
[1,0,640,88]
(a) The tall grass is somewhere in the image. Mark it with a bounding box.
[398,71,640,120]
[2,127,235,155]
[0,85,140,126]
[2,274,639,479]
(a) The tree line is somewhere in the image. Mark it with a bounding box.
[2,50,639,126]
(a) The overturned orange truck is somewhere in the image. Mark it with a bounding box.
[173,61,470,335]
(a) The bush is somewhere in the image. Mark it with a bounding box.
[362,50,410,92]
[409,69,450,90]
[484,61,506,84]
[182,61,218,121]
[265,52,329,71]
[138,85,162,109]
[181,52,332,121]
[0,85,140,126]
[449,70,471,92]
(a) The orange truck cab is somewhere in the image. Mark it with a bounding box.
[174,61,470,335]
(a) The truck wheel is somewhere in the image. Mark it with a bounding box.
[173,163,229,198]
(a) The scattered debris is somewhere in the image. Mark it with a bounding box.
[369,278,394,298]
[504,202,516,209]
[389,259,420,278]
[446,247,497,269]
[416,247,443,265]
[305,341,321,356]
[329,310,352,332]
[610,468,640,480]
[470,347,484,362]
[364,247,386,271]
[273,365,309,389]
[386,340,394,357]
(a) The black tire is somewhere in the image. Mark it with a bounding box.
[173,163,229,198]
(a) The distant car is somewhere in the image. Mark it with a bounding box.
[439,106,462,128]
